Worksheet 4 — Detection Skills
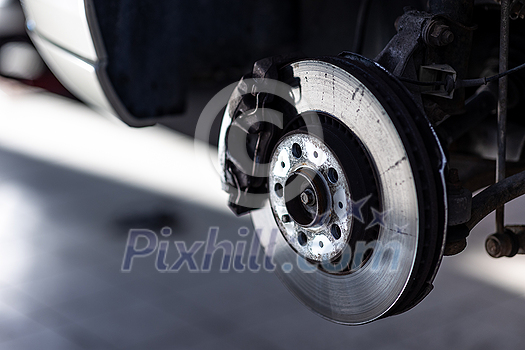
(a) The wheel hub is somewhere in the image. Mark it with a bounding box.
[269,133,352,262]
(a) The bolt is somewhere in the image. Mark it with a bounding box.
[300,189,316,206]
[425,22,455,47]
[282,214,291,223]
[437,27,455,46]
[486,236,503,257]
[485,232,518,258]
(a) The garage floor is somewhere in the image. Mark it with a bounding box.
[1,79,525,349]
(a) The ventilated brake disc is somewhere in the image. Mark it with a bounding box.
[219,54,447,325]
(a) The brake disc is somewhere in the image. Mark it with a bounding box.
[219,54,447,325]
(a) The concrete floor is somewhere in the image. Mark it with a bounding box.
[1,78,525,349]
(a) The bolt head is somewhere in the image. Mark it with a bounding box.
[300,189,315,206]
[427,23,454,47]
[485,233,516,258]
[438,30,454,46]
[486,237,502,258]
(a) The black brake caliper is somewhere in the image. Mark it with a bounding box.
[222,54,303,215]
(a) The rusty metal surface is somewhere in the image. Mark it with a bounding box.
[375,2,477,119]
[496,0,511,234]
[467,170,525,231]
[485,225,525,258]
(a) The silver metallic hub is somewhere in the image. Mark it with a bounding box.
[269,133,352,262]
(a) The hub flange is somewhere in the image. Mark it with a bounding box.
[269,133,351,262]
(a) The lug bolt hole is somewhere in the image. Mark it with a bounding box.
[298,232,308,246]
[331,224,342,240]
[281,161,286,168]
[282,214,291,223]
[274,183,283,197]
[292,143,302,158]
[328,168,339,183]
[313,151,319,158]
[338,202,343,209]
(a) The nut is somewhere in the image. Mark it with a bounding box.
[424,21,455,47]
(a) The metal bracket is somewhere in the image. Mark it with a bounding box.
[486,226,525,258]
[420,64,457,99]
